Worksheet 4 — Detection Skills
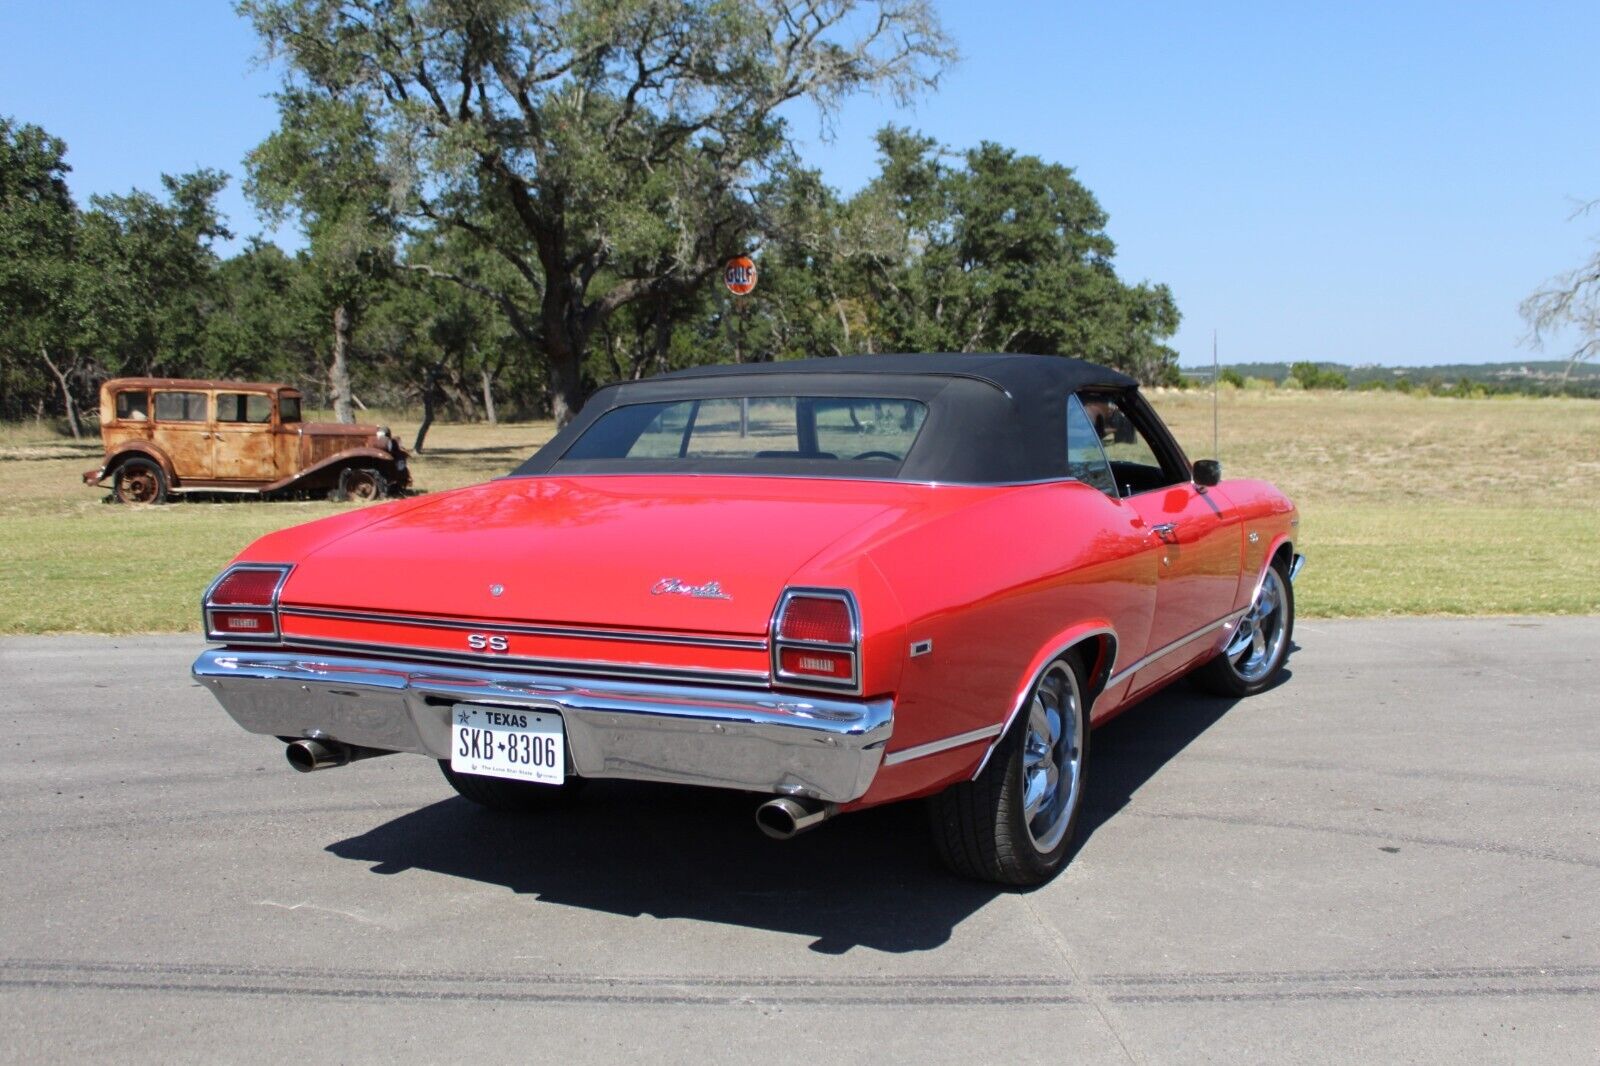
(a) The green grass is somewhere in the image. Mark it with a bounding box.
[1,391,1597,632]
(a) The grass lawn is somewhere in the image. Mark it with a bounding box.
[1,390,1596,633]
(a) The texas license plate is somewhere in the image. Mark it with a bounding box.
[450,705,565,784]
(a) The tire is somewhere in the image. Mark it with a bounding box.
[338,467,387,503]
[930,654,1090,886]
[112,457,167,505]
[438,761,585,813]
[1193,555,1295,698]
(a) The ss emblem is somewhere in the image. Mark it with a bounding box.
[467,633,510,652]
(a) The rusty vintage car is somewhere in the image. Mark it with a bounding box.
[83,378,411,504]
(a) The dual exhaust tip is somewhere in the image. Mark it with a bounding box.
[286,740,836,842]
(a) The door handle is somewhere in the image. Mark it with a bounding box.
[1150,523,1178,545]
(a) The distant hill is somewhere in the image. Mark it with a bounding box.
[1180,359,1600,397]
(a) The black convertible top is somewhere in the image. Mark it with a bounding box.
[515,353,1146,484]
[657,353,1135,396]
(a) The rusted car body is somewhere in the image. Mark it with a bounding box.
[83,378,410,504]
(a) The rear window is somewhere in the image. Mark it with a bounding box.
[217,392,273,423]
[153,391,207,422]
[562,397,928,466]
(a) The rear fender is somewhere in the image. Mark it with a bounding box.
[90,443,177,486]
[968,619,1119,780]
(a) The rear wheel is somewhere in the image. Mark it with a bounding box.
[438,761,585,812]
[1193,555,1294,697]
[930,654,1090,886]
[113,458,167,505]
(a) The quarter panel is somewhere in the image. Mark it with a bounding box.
[844,481,1158,806]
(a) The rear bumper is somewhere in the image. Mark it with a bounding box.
[192,648,893,803]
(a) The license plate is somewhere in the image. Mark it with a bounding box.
[450,705,565,784]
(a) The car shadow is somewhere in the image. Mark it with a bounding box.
[1070,658,1296,856]
[326,781,994,954]
[325,651,1296,954]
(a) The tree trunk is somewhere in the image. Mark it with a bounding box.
[330,303,354,424]
[414,362,443,453]
[480,367,498,425]
[39,347,83,440]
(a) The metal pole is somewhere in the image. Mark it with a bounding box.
[1212,329,1219,460]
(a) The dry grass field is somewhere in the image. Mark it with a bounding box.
[1,389,1596,633]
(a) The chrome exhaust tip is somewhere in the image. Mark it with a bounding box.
[284,738,395,773]
[755,796,837,840]
[285,738,349,772]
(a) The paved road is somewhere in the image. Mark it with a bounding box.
[1,618,1596,1064]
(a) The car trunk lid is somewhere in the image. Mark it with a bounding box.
[278,475,918,636]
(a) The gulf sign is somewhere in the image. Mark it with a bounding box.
[724,256,758,296]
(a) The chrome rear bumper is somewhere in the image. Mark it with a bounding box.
[192,648,893,803]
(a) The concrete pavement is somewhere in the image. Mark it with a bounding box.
[0,618,1596,1063]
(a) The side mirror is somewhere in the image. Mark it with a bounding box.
[1192,459,1221,488]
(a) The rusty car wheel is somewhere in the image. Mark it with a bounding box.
[338,467,387,503]
[929,653,1090,886]
[113,458,167,505]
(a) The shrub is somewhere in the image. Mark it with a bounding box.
[1289,361,1349,390]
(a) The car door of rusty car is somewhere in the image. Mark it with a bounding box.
[151,388,213,481]
[212,391,279,482]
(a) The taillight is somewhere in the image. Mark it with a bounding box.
[203,563,291,643]
[771,589,859,692]
[209,568,284,606]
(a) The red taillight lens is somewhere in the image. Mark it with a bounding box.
[210,568,282,606]
[777,596,853,645]
[778,647,854,679]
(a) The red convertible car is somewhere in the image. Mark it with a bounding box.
[194,354,1301,885]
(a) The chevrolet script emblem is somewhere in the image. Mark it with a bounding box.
[652,578,733,601]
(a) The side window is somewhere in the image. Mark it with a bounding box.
[278,396,301,423]
[153,391,207,422]
[1065,395,1117,498]
[1083,392,1186,497]
[115,390,149,421]
[217,393,272,423]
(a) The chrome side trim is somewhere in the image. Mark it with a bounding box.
[1103,609,1249,691]
[970,626,1117,781]
[193,648,892,803]
[255,635,772,688]
[280,605,768,651]
[882,725,1002,767]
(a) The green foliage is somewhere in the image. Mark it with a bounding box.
[1218,368,1246,388]
[687,130,1182,383]
[0,117,75,417]
[241,0,957,422]
[1288,361,1349,390]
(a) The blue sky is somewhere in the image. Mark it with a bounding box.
[3,1,1597,367]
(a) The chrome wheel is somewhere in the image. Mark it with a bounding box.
[1226,566,1288,683]
[1020,661,1085,853]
